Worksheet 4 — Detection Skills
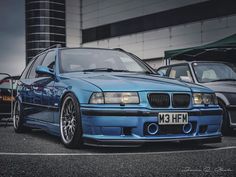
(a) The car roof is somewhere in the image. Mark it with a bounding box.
[32,47,127,60]
[54,47,123,51]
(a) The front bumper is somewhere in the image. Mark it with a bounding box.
[80,107,223,146]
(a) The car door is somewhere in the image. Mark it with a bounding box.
[168,64,194,83]
[17,59,34,105]
[19,53,46,121]
[38,50,57,123]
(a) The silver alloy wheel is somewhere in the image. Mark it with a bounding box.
[13,101,20,129]
[60,96,77,144]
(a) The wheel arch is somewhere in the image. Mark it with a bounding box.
[59,89,84,148]
[216,93,233,132]
[215,92,230,106]
[59,91,81,109]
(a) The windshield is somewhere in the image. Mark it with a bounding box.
[192,62,236,83]
[60,49,150,73]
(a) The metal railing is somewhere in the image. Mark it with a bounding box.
[0,73,14,126]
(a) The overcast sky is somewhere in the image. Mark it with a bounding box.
[0,0,25,76]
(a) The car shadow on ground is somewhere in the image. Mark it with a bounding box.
[84,142,220,154]
[1,123,233,154]
[25,129,61,144]
[25,128,225,154]
[226,129,236,137]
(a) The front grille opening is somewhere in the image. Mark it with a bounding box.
[159,125,183,135]
[172,94,190,108]
[159,122,196,135]
[144,122,197,135]
[148,93,170,108]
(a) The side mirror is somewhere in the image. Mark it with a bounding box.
[180,76,192,83]
[36,66,54,77]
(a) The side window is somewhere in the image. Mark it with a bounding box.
[169,65,193,82]
[41,51,56,71]
[27,54,45,79]
[21,59,34,79]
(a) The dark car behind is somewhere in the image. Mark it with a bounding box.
[0,75,19,120]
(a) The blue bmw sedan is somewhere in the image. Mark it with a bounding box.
[13,47,222,148]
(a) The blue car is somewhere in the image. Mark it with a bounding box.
[13,47,222,148]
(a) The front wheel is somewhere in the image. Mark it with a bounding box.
[60,93,83,148]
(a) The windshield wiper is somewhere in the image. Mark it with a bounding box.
[82,68,154,75]
[209,78,236,82]
[82,68,130,72]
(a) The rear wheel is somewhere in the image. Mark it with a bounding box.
[13,100,29,133]
[60,93,83,148]
[218,100,233,135]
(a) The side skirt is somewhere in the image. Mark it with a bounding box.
[23,117,60,137]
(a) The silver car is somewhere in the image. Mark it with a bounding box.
[157,61,236,135]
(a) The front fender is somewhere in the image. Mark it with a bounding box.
[56,76,102,108]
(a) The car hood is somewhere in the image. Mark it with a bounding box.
[62,72,209,92]
[203,81,236,93]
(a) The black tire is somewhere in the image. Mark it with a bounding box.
[13,100,30,133]
[218,100,233,135]
[60,93,83,148]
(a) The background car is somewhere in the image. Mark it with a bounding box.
[0,74,19,120]
[157,61,236,135]
[13,47,222,148]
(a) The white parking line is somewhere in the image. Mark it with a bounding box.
[0,146,235,156]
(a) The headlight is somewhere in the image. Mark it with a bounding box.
[89,92,139,104]
[89,92,104,104]
[193,93,202,104]
[193,93,217,105]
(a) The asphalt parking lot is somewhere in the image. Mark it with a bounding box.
[0,118,236,177]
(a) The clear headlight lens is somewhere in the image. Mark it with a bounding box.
[193,93,218,105]
[104,92,139,104]
[89,92,105,104]
[89,92,139,104]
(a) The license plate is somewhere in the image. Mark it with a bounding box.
[2,96,14,102]
[158,112,188,125]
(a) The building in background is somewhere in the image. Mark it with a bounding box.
[26,0,236,68]
[25,0,66,64]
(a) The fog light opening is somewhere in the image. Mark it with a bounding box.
[183,123,192,134]
[199,125,208,134]
[147,123,159,135]
[123,127,132,135]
